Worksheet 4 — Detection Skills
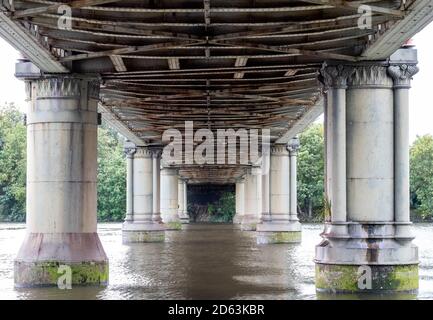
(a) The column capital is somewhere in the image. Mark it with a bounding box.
[179,177,188,184]
[24,74,100,101]
[270,143,289,156]
[134,146,153,159]
[235,175,246,183]
[320,64,355,89]
[347,64,393,88]
[124,141,137,158]
[161,166,178,175]
[322,62,395,89]
[288,136,300,155]
[387,64,419,89]
[149,146,164,159]
[124,147,136,158]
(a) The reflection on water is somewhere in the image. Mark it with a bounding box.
[0,223,432,300]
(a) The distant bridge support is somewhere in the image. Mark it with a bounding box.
[256,140,302,244]
[315,47,419,293]
[14,73,108,287]
[178,178,190,224]
[122,145,165,243]
[241,167,262,231]
[233,178,245,224]
[161,168,182,230]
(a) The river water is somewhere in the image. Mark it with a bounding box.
[0,223,432,300]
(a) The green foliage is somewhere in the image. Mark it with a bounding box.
[208,191,235,222]
[297,123,325,220]
[97,123,126,222]
[410,134,433,220]
[0,104,26,222]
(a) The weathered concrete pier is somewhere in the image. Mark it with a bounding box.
[1,0,433,292]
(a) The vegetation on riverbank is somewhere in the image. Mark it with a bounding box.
[207,192,235,222]
[1,103,433,222]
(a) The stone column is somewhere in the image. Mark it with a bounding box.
[14,75,108,287]
[288,137,300,224]
[152,147,163,223]
[161,167,182,230]
[261,153,271,223]
[315,49,419,293]
[178,178,190,223]
[388,54,419,238]
[122,146,165,243]
[256,143,301,244]
[241,166,262,231]
[124,142,136,223]
[320,64,353,236]
[233,177,245,224]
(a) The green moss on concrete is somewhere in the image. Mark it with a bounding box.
[123,231,165,243]
[257,231,302,244]
[377,265,419,292]
[15,261,108,287]
[315,263,419,293]
[241,223,257,231]
[166,221,182,230]
[315,264,359,292]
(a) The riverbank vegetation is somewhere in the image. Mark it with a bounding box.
[1,103,433,222]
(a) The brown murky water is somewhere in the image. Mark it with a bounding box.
[0,223,432,300]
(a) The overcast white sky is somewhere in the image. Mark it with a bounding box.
[0,23,433,143]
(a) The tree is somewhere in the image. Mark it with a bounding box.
[208,191,235,222]
[97,123,126,222]
[0,104,26,222]
[297,123,325,220]
[410,134,433,220]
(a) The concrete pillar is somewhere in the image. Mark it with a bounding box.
[14,75,108,287]
[178,178,190,223]
[315,49,419,293]
[256,143,301,244]
[288,137,300,223]
[321,65,352,237]
[388,58,419,237]
[122,146,165,243]
[261,153,271,223]
[152,148,163,223]
[124,142,135,222]
[241,167,262,231]
[233,177,245,224]
[161,167,182,230]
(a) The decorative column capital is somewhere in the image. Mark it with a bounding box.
[288,136,300,156]
[179,177,188,184]
[150,146,164,159]
[270,143,289,156]
[124,147,136,158]
[387,64,419,89]
[134,146,153,159]
[235,175,246,183]
[25,75,100,100]
[347,64,393,88]
[320,64,355,89]
[124,141,136,158]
